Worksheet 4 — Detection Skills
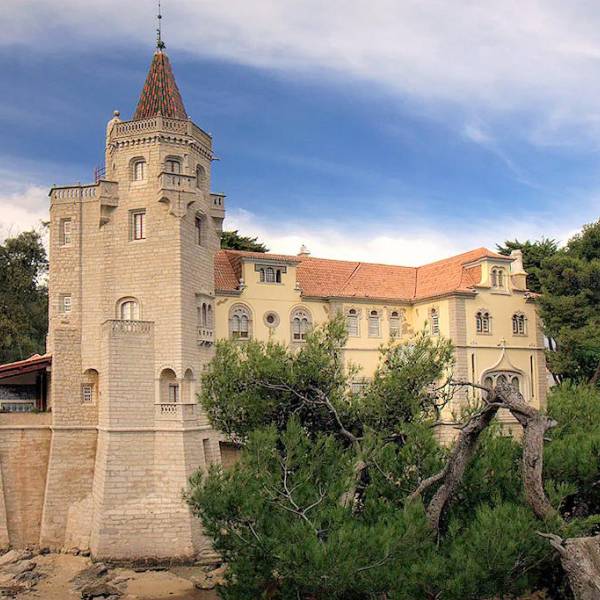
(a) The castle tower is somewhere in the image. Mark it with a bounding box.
[41,38,225,559]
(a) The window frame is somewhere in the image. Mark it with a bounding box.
[476,310,491,335]
[290,307,312,342]
[346,308,360,337]
[512,312,527,336]
[132,158,147,182]
[60,218,72,246]
[430,308,440,336]
[229,304,252,340]
[368,309,380,338]
[118,298,140,321]
[130,209,146,241]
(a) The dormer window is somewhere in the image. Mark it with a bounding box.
[165,158,181,174]
[256,264,285,283]
[491,267,506,289]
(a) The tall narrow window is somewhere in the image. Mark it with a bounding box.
[389,311,401,338]
[430,308,439,336]
[133,159,146,181]
[82,384,93,404]
[512,313,526,335]
[196,165,206,188]
[368,310,380,337]
[476,310,491,334]
[291,308,311,342]
[166,159,181,174]
[346,309,359,337]
[265,267,275,283]
[259,268,265,282]
[230,305,252,340]
[168,383,180,403]
[60,218,72,246]
[130,210,146,240]
[491,267,506,289]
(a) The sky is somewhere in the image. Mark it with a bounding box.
[1,1,599,265]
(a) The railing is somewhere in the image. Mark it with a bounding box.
[50,180,118,202]
[197,327,214,345]
[155,403,198,420]
[158,172,196,192]
[105,320,153,335]
[111,117,212,148]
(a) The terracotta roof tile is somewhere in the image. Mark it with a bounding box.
[133,50,187,121]
[215,247,511,301]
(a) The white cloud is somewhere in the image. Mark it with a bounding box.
[7,1,600,143]
[224,206,584,266]
[0,185,48,242]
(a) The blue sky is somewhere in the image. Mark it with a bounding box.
[1,1,599,264]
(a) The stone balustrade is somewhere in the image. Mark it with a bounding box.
[104,320,153,335]
[50,180,119,203]
[111,116,212,148]
[197,327,214,345]
[158,172,196,192]
[155,402,198,421]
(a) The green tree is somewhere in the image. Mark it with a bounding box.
[537,220,600,385]
[0,229,48,364]
[496,237,558,293]
[221,230,269,252]
[188,318,600,599]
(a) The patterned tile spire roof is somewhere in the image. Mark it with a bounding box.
[133,49,188,121]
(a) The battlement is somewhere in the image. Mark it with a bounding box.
[109,116,212,152]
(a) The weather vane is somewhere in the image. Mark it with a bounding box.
[156,0,165,50]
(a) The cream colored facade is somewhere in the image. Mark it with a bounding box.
[0,42,547,559]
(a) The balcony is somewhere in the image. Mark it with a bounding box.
[103,320,153,336]
[155,402,198,422]
[158,172,197,192]
[197,327,214,346]
[210,193,226,220]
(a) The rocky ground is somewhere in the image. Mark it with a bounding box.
[0,549,224,599]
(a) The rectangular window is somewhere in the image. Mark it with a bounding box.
[368,314,380,337]
[60,218,72,246]
[130,210,146,240]
[195,216,203,245]
[168,383,179,403]
[82,384,93,404]
[60,295,72,313]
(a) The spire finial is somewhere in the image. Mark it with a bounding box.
[156,0,165,50]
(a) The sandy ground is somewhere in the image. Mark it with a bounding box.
[6,553,219,600]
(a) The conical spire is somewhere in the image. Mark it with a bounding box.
[133,49,188,121]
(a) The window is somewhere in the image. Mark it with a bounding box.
[198,302,213,329]
[195,215,204,246]
[264,311,280,328]
[430,308,439,335]
[132,159,147,181]
[196,165,206,188]
[165,158,181,174]
[291,308,311,342]
[119,299,140,321]
[512,313,526,335]
[130,210,146,240]
[389,311,401,338]
[491,267,506,289]
[256,264,284,283]
[82,384,93,404]
[482,371,524,397]
[350,379,369,395]
[60,295,72,314]
[60,218,72,246]
[346,309,359,337]
[476,310,491,334]
[168,383,180,403]
[368,310,380,337]
[230,305,252,340]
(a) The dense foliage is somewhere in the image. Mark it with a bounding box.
[221,230,269,252]
[0,230,48,363]
[189,319,600,599]
[496,238,558,293]
[536,220,600,385]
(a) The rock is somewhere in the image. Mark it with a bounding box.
[81,550,91,557]
[70,563,110,590]
[79,581,121,599]
[111,575,130,585]
[6,561,36,576]
[0,550,32,567]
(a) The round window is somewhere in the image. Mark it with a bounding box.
[263,311,280,328]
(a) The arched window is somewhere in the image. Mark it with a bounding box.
[195,214,205,246]
[230,304,252,340]
[81,369,99,404]
[118,298,140,321]
[476,310,491,334]
[291,308,312,342]
[165,158,181,174]
[430,308,440,336]
[512,313,526,335]
[160,368,178,403]
[196,165,206,188]
[389,310,401,338]
[259,268,265,282]
[482,371,524,398]
[346,308,359,337]
[132,159,147,181]
[491,267,506,289]
[368,310,380,337]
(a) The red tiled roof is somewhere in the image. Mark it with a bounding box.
[215,247,511,301]
[0,354,52,380]
[133,50,187,121]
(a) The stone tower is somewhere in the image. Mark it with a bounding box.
[41,41,225,560]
